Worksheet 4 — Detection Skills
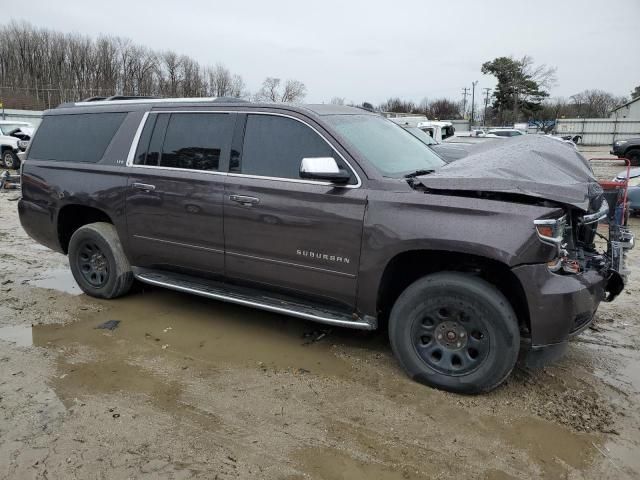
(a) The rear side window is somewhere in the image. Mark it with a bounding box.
[28,113,126,163]
[134,113,233,171]
[236,115,339,180]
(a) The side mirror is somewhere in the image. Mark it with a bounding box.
[299,157,351,184]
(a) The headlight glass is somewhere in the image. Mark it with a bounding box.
[534,215,566,245]
[17,140,29,150]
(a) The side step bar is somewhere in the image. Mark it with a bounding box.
[133,268,376,330]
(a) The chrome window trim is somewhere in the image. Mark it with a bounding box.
[125,110,362,188]
[125,111,150,166]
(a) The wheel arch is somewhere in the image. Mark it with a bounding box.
[376,249,531,336]
[57,204,114,254]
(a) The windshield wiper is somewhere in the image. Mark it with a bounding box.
[404,169,435,178]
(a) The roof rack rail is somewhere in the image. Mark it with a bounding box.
[81,96,107,102]
[105,95,160,101]
[213,96,250,103]
[71,96,237,106]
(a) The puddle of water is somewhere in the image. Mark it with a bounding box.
[294,447,412,480]
[25,288,386,412]
[0,325,33,347]
[494,416,594,476]
[31,267,82,295]
[28,288,385,399]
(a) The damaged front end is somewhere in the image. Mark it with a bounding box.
[533,186,634,304]
[415,136,634,358]
[417,136,635,302]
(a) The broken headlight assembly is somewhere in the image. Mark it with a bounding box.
[533,214,580,274]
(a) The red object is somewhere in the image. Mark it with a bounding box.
[590,157,631,223]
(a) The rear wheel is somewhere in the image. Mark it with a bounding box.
[388,272,520,394]
[68,222,133,299]
[625,149,640,167]
[2,150,19,170]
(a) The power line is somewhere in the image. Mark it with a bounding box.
[461,87,470,119]
[470,81,478,127]
[482,88,491,126]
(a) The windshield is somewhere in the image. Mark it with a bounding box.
[0,124,27,135]
[326,114,445,177]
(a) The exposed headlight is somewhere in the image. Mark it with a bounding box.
[616,140,628,145]
[534,214,566,245]
[17,140,29,150]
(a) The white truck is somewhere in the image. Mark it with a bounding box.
[388,116,455,142]
[1,120,33,169]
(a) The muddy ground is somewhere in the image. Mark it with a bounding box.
[1,149,639,479]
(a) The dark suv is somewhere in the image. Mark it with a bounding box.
[18,97,633,393]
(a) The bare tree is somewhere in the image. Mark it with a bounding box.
[255,77,306,103]
[570,89,627,118]
[0,20,247,109]
[280,79,306,102]
[330,97,345,105]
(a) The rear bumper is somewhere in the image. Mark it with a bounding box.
[512,264,606,347]
[18,199,62,253]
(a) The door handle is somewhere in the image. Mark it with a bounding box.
[229,194,260,206]
[132,182,156,192]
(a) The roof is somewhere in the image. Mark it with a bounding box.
[611,96,640,112]
[50,97,372,118]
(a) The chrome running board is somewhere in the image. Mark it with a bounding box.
[133,268,376,330]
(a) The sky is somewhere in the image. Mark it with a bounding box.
[7,0,640,105]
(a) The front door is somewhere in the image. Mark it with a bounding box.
[223,113,366,309]
[125,111,235,275]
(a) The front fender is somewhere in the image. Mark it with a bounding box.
[355,191,560,316]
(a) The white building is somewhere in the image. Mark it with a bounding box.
[611,96,640,119]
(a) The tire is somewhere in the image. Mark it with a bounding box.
[2,150,19,170]
[388,272,520,394]
[68,222,134,299]
[625,149,640,167]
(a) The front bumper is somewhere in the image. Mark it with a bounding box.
[512,264,607,347]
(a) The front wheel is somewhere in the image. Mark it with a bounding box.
[2,150,19,170]
[389,272,520,394]
[68,222,134,299]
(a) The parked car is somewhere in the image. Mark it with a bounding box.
[614,167,640,213]
[402,126,474,162]
[18,97,633,394]
[611,137,640,166]
[0,120,33,169]
[486,128,525,138]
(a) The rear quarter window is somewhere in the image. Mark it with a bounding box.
[28,112,127,163]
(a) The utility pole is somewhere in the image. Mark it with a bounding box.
[461,87,470,119]
[470,81,478,129]
[482,88,491,126]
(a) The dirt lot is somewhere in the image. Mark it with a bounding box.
[1,149,639,479]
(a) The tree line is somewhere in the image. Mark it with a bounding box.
[0,21,307,109]
[0,21,634,124]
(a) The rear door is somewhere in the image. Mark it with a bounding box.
[125,111,235,275]
[223,113,367,309]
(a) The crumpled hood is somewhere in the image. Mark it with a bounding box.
[417,135,598,211]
